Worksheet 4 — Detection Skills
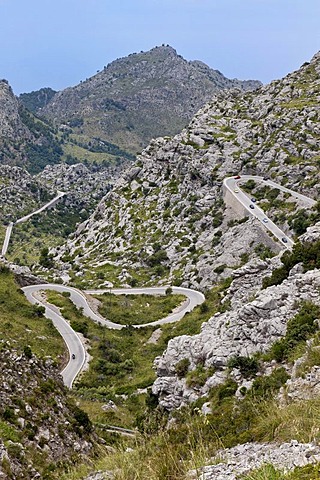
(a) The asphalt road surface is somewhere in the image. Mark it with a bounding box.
[223,175,315,249]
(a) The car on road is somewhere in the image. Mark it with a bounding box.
[251,198,256,202]
[281,237,288,243]
[72,353,76,359]
[263,218,268,223]
[234,175,241,179]
[249,204,255,209]
[234,188,239,193]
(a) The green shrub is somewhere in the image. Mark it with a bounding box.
[268,302,320,362]
[72,405,92,434]
[175,358,190,378]
[227,355,259,378]
[250,367,289,398]
[2,407,16,422]
[146,249,168,267]
[70,319,89,336]
[214,264,226,274]
[262,239,320,289]
[186,365,214,388]
[23,345,32,359]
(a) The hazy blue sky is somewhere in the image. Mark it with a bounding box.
[0,0,319,94]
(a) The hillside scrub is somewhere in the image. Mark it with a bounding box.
[94,291,186,325]
[263,239,320,289]
[0,265,64,360]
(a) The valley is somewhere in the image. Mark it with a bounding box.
[0,46,319,480]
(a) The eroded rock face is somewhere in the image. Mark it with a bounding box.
[300,222,320,244]
[188,441,320,479]
[153,268,320,409]
[0,80,28,140]
[224,255,282,309]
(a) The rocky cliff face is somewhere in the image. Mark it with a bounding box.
[40,45,261,154]
[52,51,319,290]
[0,80,31,166]
[0,343,96,479]
[0,80,29,141]
[153,259,320,408]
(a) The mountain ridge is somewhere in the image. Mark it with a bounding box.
[36,45,261,154]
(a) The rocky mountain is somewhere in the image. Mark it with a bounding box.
[19,87,57,114]
[51,51,319,290]
[0,80,32,166]
[0,80,30,141]
[38,45,261,155]
[0,82,67,173]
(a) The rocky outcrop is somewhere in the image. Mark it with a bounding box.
[0,80,29,141]
[82,472,113,480]
[152,268,320,409]
[36,162,121,209]
[188,441,320,479]
[224,255,282,309]
[0,343,96,479]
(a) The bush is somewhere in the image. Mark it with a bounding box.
[250,367,289,398]
[186,366,213,388]
[268,302,320,362]
[70,320,89,336]
[72,405,92,434]
[175,358,190,378]
[146,249,168,267]
[227,355,259,378]
[214,264,226,274]
[2,407,16,422]
[216,379,238,401]
[200,302,209,313]
[23,345,32,359]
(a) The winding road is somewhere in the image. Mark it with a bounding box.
[223,175,316,249]
[1,190,66,257]
[22,284,205,388]
[5,175,315,388]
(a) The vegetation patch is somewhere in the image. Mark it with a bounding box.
[265,302,320,362]
[0,266,64,361]
[262,239,320,289]
[94,291,186,326]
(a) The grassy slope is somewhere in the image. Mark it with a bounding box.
[0,266,64,361]
[94,292,186,325]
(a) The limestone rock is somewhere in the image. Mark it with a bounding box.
[188,441,320,479]
[153,268,320,409]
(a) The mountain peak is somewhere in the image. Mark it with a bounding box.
[36,46,261,155]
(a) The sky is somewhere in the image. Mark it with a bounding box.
[0,0,319,94]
